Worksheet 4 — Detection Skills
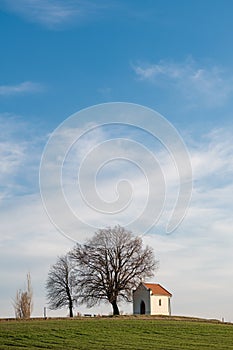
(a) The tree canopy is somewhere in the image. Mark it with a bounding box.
[46,254,77,317]
[70,225,158,315]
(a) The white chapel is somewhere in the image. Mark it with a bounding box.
[133,282,172,316]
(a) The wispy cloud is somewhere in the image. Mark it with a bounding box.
[97,87,112,100]
[0,81,44,96]
[132,58,233,107]
[191,128,233,184]
[1,0,109,29]
[0,114,45,199]
[0,118,233,319]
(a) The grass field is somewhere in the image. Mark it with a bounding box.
[0,316,233,350]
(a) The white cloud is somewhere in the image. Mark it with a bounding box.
[0,193,73,318]
[0,114,45,200]
[0,142,25,175]
[2,0,77,27]
[191,128,233,190]
[132,58,233,107]
[0,81,44,96]
[0,119,233,320]
[1,0,109,29]
[145,127,233,320]
[97,87,112,100]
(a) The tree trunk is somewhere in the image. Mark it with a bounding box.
[111,300,119,315]
[69,300,73,317]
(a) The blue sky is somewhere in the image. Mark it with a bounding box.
[0,0,233,320]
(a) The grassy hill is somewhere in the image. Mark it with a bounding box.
[0,316,233,349]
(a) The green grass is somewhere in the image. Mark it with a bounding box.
[0,317,233,350]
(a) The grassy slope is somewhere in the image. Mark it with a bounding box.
[0,317,233,350]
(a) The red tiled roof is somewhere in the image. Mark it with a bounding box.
[143,283,172,297]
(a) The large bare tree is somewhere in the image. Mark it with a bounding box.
[46,254,77,317]
[14,273,33,319]
[70,225,158,315]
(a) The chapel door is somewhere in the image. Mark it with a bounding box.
[140,300,145,314]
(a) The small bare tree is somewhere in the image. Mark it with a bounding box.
[14,273,33,319]
[70,225,158,315]
[46,254,77,317]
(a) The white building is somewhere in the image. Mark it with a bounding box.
[133,282,172,316]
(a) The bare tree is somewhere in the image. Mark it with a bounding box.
[70,225,158,315]
[46,254,77,317]
[14,273,33,319]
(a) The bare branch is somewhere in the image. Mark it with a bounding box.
[13,273,33,319]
